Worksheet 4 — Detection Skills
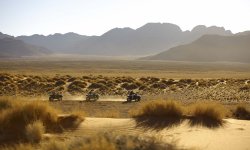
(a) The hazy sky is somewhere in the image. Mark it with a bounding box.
[0,0,250,36]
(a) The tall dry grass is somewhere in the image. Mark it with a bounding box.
[187,102,226,128]
[131,100,184,130]
[233,105,250,120]
[25,120,45,143]
[1,144,33,150]
[0,98,12,111]
[131,100,183,118]
[0,97,85,144]
[131,100,227,129]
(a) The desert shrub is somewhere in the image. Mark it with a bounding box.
[150,83,166,89]
[139,77,149,83]
[162,79,176,85]
[25,120,45,143]
[130,100,184,131]
[0,98,12,111]
[196,79,209,87]
[188,102,226,128]
[233,105,250,120]
[131,100,183,118]
[88,83,108,90]
[179,79,193,84]
[0,144,33,150]
[68,80,87,94]
[0,101,58,138]
[58,111,85,129]
[149,77,160,82]
[139,85,148,90]
[97,80,107,84]
[239,85,250,91]
[0,99,84,143]
[114,78,122,84]
[120,77,134,83]
[55,80,66,86]
[67,77,77,82]
[0,74,12,82]
[42,141,67,150]
[121,83,138,90]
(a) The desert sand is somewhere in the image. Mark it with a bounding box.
[57,117,250,150]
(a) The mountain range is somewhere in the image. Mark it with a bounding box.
[143,34,250,63]
[0,34,51,58]
[16,23,232,55]
[0,23,249,62]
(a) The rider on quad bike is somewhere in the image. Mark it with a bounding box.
[127,90,141,102]
[86,89,99,101]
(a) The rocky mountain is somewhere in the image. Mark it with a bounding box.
[16,23,233,55]
[143,34,250,63]
[0,38,51,58]
[17,32,88,52]
[0,32,14,39]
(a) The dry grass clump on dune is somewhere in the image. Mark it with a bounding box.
[131,100,184,130]
[25,120,45,143]
[233,105,250,120]
[131,100,183,118]
[0,98,85,144]
[187,102,226,128]
[131,100,227,129]
[1,144,33,150]
[0,98,12,111]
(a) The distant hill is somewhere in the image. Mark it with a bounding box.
[17,32,88,53]
[16,23,233,55]
[0,38,52,58]
[0,32,14,39]
[142,34,250,63]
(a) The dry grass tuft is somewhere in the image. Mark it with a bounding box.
[187,102,226,128]
[41,141,67,150]
[131,100,184,130]
[58,111,85,130]
[0,144,33,150]
[0,98,12,111]
[233,105,250,120]
[0,98,84,144]
[25,120,45,143]
[0,100,59,141]
[131,100,183,118]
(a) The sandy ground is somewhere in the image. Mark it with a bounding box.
[57,117,250,150]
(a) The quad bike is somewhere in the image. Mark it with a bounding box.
[86,93,99,102]
[127,94,141,102]
[49,93,63,101]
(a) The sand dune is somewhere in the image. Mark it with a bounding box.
[60,117,250,150]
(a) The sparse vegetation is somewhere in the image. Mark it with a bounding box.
[131,100,183,118]
[0,98,84,144]
[131,100,184,130]
[41,132,179,150]
[1,144,33,150]
[187,102,226,128]
[233,105,250,120]
[25,120,45,143]
[0,60,250,150]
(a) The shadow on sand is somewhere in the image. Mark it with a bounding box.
[134,116,225,131]
[187,116,225,128]
[134,117,184,131]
